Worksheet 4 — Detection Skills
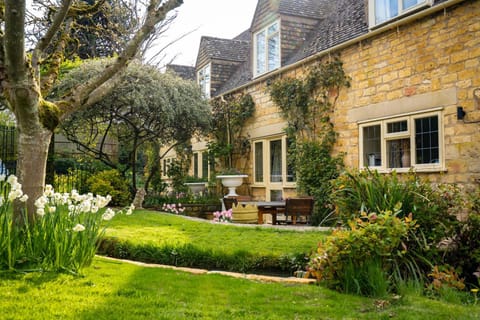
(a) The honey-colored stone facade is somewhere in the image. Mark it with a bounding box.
[231,0,480,198]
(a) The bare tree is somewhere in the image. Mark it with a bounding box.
[1,0,183,218]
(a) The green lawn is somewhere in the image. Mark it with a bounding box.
[104,210,327,256]
[97,210,328,274]
[1,256,478,320]
[1,209,478,319]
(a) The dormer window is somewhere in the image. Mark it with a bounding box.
[197,63,211,98]
[369,0,433,27]
[254,21,280,77]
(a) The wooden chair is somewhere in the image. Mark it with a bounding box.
[279,197,314,225]
[223,197,238,210]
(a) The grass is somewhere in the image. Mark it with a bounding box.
[2,209,479,319]
[104,210,326,255]
[1,256,479,320]
[98,210,328,274]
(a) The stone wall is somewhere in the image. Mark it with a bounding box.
[237,0,480,197]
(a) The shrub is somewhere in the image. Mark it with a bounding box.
[87,170,131,206]
[307,208,419,296]
[444,211,480,287]
[97,237,309,275]
[294,140,344,226]
[332,169,460,263]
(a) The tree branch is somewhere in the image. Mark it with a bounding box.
[4,0,27,83]
[62,0,183,118]
[31,0,73,73]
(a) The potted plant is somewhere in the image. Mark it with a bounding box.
[184,175,207,195]
[216,168,248,197]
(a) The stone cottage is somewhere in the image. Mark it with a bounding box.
[167,0,480,201]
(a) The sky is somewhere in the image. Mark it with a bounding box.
[25,0,258,67]
[150,0,258,67]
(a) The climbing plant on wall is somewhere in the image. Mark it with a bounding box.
[269,57,350,225]
[208,94,255,171]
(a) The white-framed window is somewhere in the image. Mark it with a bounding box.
[197,63,211,98]
[191,151,211,180]
[359,110,443,172]
[369,0,433,27]
[254,20,280,77]
[253,136,295,199]
[162,157,175,178]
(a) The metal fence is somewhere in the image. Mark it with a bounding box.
[0,125,94,193]
[0,125,16,175]
[54,163,94,194]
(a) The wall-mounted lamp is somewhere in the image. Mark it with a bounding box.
[457,106,466,120]
[457,106,480,124]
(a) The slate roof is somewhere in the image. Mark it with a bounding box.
[287,0,368,64]
[195,36,250,67]
[166,64,196,81]
[278,0,331,19]
[233,29,251,41]
[214,0,458,95]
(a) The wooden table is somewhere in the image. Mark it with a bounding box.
[240,201,285,224]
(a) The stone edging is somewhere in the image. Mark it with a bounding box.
[98,255,317,285]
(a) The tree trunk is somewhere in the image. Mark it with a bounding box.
[16,124,52,220]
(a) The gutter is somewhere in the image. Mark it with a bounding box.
[219,0,467,97]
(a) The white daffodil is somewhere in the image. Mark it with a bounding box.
[44,184,54,197]
[6,175,17,185]
[34,196,48,209]
[8,189,23,201]
[36,208,45,217]
[72,224,85,232]
[19,194,29,202]
[102,208,115,221]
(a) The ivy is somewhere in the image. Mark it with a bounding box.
[269,57,350,225]
[208,93,255,170]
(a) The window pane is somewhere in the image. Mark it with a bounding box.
[387,138,411,168]
[387,120,408,133]
[415,116,439,164]
[256,31,266,74]
[268,22,278,35]
[254,142,264,182]
[375,0,398,24]
[287,138,295,182]
[363,125,381,166]
[270,140,282,183]
[268,34,280,71]
[270,190,283,201]
[193,153,199,178]
[201,152,209,180]
[403,0,422,10]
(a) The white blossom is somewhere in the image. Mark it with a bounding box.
[8,189,23,201]
[19,194,29,202]
[72,224,85,232]
[7,175,17,185]
[44,184,54,197]
[102,208,115,221]
[0,174,5,182]
[48,206,56,213]
[126,203,135,216]
[36,208,45,217]
[34,196,48,209]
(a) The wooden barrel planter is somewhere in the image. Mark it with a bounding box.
[231,204,258,224]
